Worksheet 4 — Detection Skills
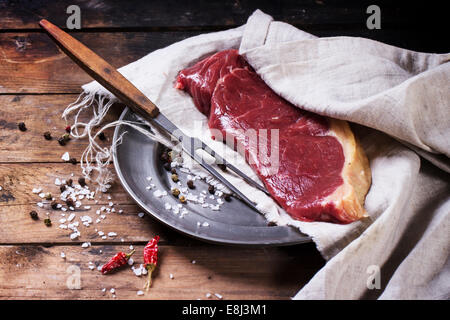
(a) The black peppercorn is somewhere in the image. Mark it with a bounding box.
[44,218,52,227]
[57,137,66,146]
[163,162,171,171]
[78,177,86,187]
[187,180,195,189]
[171,168,177,174]
[160,152,169,162]
[69,157,77,165]
[67,179,73,187]
[43,131,52,140]
[224,194,231,202]
[62,133,71,142]
[267,221,277,227]
[60,185,66,193]
[66,198,74,207]
[51,201,59,210]
[208,185,215,194]
[18,122,27,131]
[29,210,38,220]
[98,132,106,140]
[217,164,227,171]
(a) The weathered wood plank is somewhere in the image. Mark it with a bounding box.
[0,27,447,94]
[0,163,135,205]
[0,203,187,244]
[0,0,423,30]
[0,32,198,93]
[0,94,124,162]
[0,244,324,299]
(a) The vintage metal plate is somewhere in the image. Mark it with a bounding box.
[112,108,311,246]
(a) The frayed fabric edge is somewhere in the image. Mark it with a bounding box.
[62,91,178,193]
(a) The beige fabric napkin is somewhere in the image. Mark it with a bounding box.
[77,10,449,299]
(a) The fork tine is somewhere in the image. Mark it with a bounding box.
[189,150,263,215]
[199,141,270,196]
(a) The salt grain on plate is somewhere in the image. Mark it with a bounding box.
[202,222,210,227]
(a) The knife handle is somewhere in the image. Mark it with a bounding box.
[39,19,159,119]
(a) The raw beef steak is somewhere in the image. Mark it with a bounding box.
[176,49,371,223]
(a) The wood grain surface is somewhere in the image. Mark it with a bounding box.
[0,0,446,300]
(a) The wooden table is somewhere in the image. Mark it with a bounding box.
[0,1,446,300]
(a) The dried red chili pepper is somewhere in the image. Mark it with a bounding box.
[143,235,160,291]
[101,249,135,274]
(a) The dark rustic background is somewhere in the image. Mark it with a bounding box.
[0,0,447,299]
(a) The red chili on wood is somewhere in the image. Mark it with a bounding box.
[143,235,160,291]
[101,249,135,274]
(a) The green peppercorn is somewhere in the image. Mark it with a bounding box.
[171,174,179,182]
[44,218,52,227]
[171,188,180,197]
[62,133,71,142]
[43,131,52,140]
[29,210,38,220]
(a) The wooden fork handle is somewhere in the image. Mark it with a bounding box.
[39,19,159,119]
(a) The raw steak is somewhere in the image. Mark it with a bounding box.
[176,50,371,223]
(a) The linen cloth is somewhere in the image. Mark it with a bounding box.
[75,10,450,299]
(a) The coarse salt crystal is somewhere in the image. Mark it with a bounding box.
[110,288,115,294]
[206,293,212,298]
[81,242,90,248]
[137,290,144,296]
[137,212,145,218]
[67,213,75,222]
[169,273,174,279]
[214,293,223,299]
[202,222,210,227]
[60,252,66,259]
[32,188,42,194]
[61,152,70,161]
[107,232,117,237]
[37,202,44,208]
[127,258,134,266]
[164,203,172,211]
[54,178,62,186]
